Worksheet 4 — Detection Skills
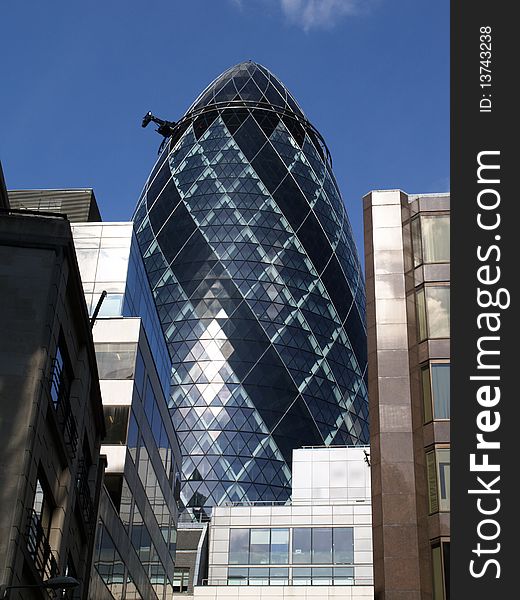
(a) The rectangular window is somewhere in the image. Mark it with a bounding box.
[249,529,270,564]
[292,528,311,564]
[293,567,312,586]
[172,568,190,592]
[422,363,450,422]
[228,568,248,585]
[270,528,289,564]
[312,528,332,564]
[411,217,423,267]
[432,541,450,600]
[248,568,269,585]
[421,365,433,423]
[312,567,333,586]
[103,405,130,444]
[416,286,450,341]
[421,215,450,263]
[50,340,72,408]
[229,529,249,565]
[426,448,451,513]
[269,568,289,585]
[95,343,137,380]
[334,567,354,585]
[333,528,354,564]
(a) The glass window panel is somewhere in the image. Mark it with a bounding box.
[421,365,433,423]
[312,567,333,586]
[292,528,311,564]
[437,449,451,511]
[97,293,124,317]
[95,247,129,282]
[270,528,289,564]
[421,215,450,263]
[312,528,332,564]
[293,567,312,586]
[228,568,248,585]
[229,529,249,564]
[334,567,354,585]
[411,217,423,267]
[426,287,450,338]
[250,529,270,564]
[426,450,439,513]
[103,406,130,445]
[248,568,269,585]
[269,568,289,585]
[432,545,444,600]
[416,289,427,342]
[76,248,99,282]
[95,343,137,380]
[333,528,353,564]
[432,364,450,419]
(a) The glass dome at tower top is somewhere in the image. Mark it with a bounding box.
[187,61,308,121]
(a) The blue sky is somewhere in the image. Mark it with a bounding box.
[0,0,449,253]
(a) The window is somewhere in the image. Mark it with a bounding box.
[422,363,450,422]
[412,215,450,266]
[228,568,248,585]
[229,529,249,564]
[432,541,450,600]
[270,529,289,564]
[293,528,311,563]
[50,339,72,408]
[103,405,130,444]
[312,528,332,564]
[333,528,354,564]
[426,448,451,513]
[173,568,190,592]
[95,343,137,380]
[249,529,270,564]
[416,286,450,341]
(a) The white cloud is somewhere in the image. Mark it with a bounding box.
[280,0,365,31]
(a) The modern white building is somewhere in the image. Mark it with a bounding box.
[181,446,374,599]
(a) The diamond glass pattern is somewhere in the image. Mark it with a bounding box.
[133,62,368,514]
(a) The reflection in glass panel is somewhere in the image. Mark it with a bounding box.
[229,529,249,564]
[312,567,333,586]
[95,247,130,282]
[421,215,450,263]
[411,217,423,267]
[228,567,248,585]
[293,567,311,586]
[333,528,353,564]
[103,406,130,445]
[432,364,450,419]
[270,528,289,564]
[312,528,332,564]
[250,529,270,564]
[292,528,311,564]
[97,293,124,317]
[426,287,450,338]
[416,289,427,341]
[95,343,137,380]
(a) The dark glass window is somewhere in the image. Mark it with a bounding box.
[173,568,190,593]
[312,567,333,586]
[228,568,248,586]
[103,405,130,444]
[432,364,450,419]
[229,529,249,564]
[50,339,72,408]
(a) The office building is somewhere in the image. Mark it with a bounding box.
[72,222,183,600]
[363,190,450,600]
[178,446,373,599]
[9,189,102,223]
[0,208,105,599]
[133,61,369,514]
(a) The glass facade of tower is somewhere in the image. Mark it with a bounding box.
[133,62,368,513]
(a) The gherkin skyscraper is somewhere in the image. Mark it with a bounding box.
[133,62,368,514]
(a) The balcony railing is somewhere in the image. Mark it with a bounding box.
[55,391,78,459]
[26,508,59,581]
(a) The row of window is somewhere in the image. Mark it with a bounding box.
[228,566,355,586]
[229,527,354,566]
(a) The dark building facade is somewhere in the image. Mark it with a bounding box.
[363,190,450,600]
[0,209,105,599]
[9,189,102,223]
[133,61,368,513]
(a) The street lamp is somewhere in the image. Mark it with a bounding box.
[0,576,80,598]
